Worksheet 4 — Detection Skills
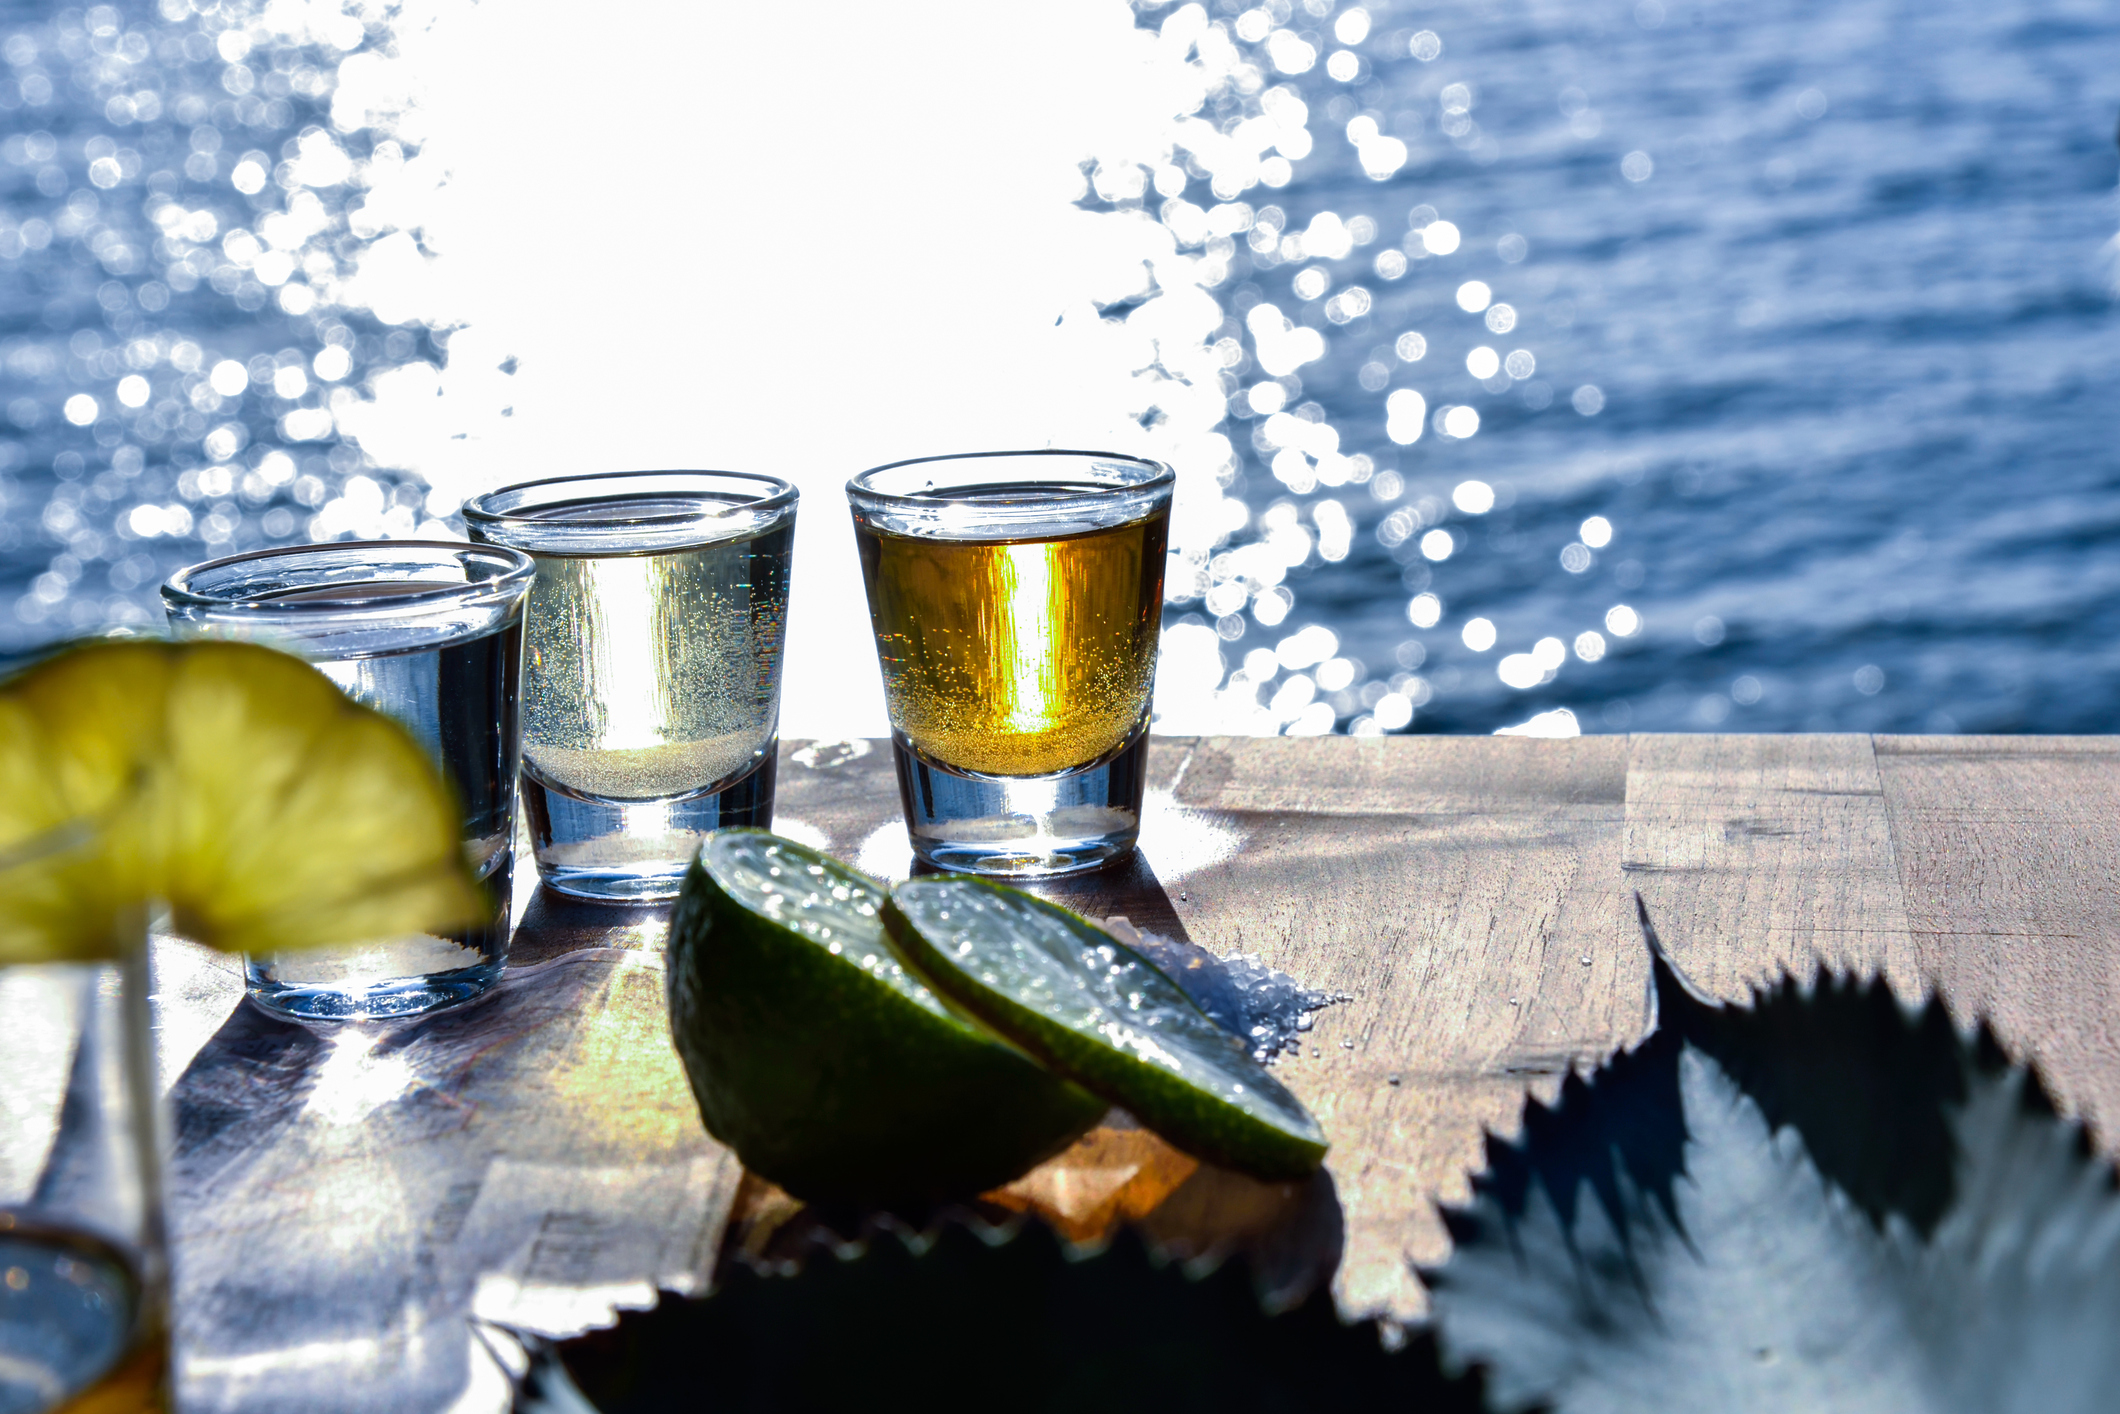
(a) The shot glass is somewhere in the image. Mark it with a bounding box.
[162,541,533,1020]
[846,450,1174,877]
[463,470,798,902]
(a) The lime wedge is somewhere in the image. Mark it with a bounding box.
[885,878,1328,1181]
[666,830,1105,1206]
[0,640,484,962]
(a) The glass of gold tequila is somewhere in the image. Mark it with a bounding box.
[464,470,797,901]
[847,450,1173,877]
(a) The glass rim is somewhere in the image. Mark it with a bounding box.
[160,538,535,615]
[845,449,1175,507]
[460,468,799,534]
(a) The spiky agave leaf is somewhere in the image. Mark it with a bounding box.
[1425,896,2120,1414]
[525,1215,1482,1412]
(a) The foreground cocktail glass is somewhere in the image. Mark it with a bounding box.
[162,542,533,1019]
[847,450,1173,877]
[463,470,797,901]
[0,931,169,1409]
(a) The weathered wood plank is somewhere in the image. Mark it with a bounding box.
[1159,734,1630,1324]
[167,926,733,1412]
[147,731,2120,1409]
[1622,733,1923,1003]
[771,734,1638,1324]
[1876,735,2120,1145]
[767,737,906,873]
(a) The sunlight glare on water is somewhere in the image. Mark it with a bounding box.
[3,0,2116,740]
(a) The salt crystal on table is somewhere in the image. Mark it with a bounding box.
[1101,916,1348,1063]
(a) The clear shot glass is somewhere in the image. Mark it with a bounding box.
[846,450,1174,877]
[463,470,798,902]
[162,541,533,1020]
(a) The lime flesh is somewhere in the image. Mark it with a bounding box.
[885,878,1328,1181]
[665,830,1105,1206]
[0,640,483,963]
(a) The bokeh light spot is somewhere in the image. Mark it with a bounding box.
[1452,480,1495,514]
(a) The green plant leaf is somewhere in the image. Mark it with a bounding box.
[1426,897,2120,1413]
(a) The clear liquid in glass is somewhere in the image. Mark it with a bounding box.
[246,613,523,1018]
[506,499,794,900]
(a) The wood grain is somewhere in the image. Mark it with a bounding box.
[134,731,2120,1411]
[1623,733,1924,1003]
[1155,734,1631,1323]
[1875,736,2120,1143]
[166,941,734,1412]
[771,733,1638,1324]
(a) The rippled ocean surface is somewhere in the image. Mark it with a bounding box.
[3,0,2117,735]
[0,0,441,656]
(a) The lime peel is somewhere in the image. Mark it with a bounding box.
[885,877,1329,1182]
[665,829,1105,1206]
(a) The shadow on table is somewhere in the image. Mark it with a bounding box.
[538,1131,1387,1413]
[537,1131,1456,1414]
[909,844,1197,945]
[508,887,671,969]
[716,1114,1345,1314]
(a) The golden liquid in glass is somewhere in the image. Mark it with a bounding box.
[855,502,1168,778]
[51,1328,167,1414]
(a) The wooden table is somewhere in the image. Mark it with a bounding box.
[150,734,2120,1412]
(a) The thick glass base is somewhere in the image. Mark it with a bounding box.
[244,851,512,1022]
[891,725,1149,878]
[245,959,504,1022]
[520,749,778,902]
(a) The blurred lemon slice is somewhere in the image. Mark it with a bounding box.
[0,639,485,962]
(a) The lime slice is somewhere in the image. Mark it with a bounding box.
[666,830,1105,1206]
[885,878,1328,1181]
[0,640,485,962]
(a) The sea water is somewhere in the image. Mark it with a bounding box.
[3,0,2118,738]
